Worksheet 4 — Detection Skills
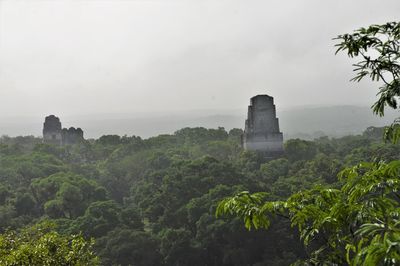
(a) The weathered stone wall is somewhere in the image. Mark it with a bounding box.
[243,95,284,155]
[62,127,84,145]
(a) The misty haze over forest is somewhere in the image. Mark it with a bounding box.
[1,0,399,133]
[0,106,398,139]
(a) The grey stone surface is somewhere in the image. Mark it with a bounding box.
[62,127,84,145]
[243,95,284,155]
[43,115,62,145]
[43,115,84,145]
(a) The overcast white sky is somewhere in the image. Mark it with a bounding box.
[0,0,399,118]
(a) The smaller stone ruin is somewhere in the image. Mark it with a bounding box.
[43,115,84,145]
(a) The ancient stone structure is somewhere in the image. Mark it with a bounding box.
[243,95,284,156]
[43,115,84,145]
[62,127,84,145]
[43,115,63,145]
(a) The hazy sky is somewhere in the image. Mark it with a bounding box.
[0,0,399,117]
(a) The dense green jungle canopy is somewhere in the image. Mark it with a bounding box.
[0,125,397,265]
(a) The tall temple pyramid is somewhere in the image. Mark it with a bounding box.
[243,95,284,156]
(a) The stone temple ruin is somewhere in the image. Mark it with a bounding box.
[43,115,84,145]
[243,95,284,156]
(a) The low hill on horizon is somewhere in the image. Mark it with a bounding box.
[0,105,398,140]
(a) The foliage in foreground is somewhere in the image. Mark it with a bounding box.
[335,21,400,142]
[217,161,400,265]
[0,222,99,266]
